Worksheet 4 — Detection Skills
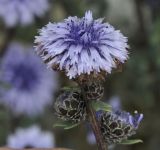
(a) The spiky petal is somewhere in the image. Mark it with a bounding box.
[35,11,129,79]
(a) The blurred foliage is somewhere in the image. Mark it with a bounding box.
[0,0,160,150]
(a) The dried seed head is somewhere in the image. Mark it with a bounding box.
[81,81,104,101]
[99,111,143,144]
[54,90,87,123]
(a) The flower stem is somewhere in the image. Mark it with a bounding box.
[80,79,107,150]
[86,101,108,150]
[80,82,107,150]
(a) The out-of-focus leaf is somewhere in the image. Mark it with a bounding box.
[64,123,80,130]
[91,101,112,112]
[120,139,143,145]
[61,87,80,92]
[53,121,80,130]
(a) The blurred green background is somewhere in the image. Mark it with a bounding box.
[0,0,160,150]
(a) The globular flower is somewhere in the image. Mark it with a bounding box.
[0,43,58,116]
[55,89,86,123]
[7,125,55,148]
[0,0,49,27]
[87,131,96,145]
[99,110,143,144]
[35,11,129,79]
[108,96,122,111]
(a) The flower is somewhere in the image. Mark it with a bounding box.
[55,89,86,123]
[99,110,143,144]
[7,125,55,148]
[35,11,129,79]
[0,0,49,27]
[0,43,58,116]
[87,131,96,145]
[108,96,122,111]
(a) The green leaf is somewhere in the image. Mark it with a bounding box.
[61,87,80,92]
[91,101,112,112]
[53,121,80,130]
[120,139,143,145]
[64,123,80,129]
[53,122,67,128]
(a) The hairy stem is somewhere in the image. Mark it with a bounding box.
[81,87,107,150]
[87,102,107,150]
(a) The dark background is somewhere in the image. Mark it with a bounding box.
[0,0,160,150]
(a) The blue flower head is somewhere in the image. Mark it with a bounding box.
[0,0,49,27]
[7,125,55,148]
[100,110,143,144]
[108,96,122,111]
[0,43,58,116]
[35,11,129,79]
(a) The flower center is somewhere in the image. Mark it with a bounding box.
[8,63,39,91]
[68,22,100,48]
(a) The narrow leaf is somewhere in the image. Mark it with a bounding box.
[120,139,143,145]
[64,123,80,130]
[53,122,67,128]
[53,121,80,130]
[91,101,112,112]
[61,87,80,92]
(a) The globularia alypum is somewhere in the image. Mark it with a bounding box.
[34,11,143,150]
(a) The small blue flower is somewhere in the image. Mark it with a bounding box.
[87,131,96,145]
[0,43,58,116]
[128,110,144,129]
[0,0,49,27]
[7,125,55,148]
[35,11,129,79]
[99,110,143,144]
[108,96,122,111]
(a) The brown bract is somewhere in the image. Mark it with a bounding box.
[74,71,106,85]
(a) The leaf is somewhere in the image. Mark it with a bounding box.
[64,123,80,129]
[91,101,112,112]
[120,139,143,145]
[53,122,67,128]
[61,87,80,92]
[53,121,80,130]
